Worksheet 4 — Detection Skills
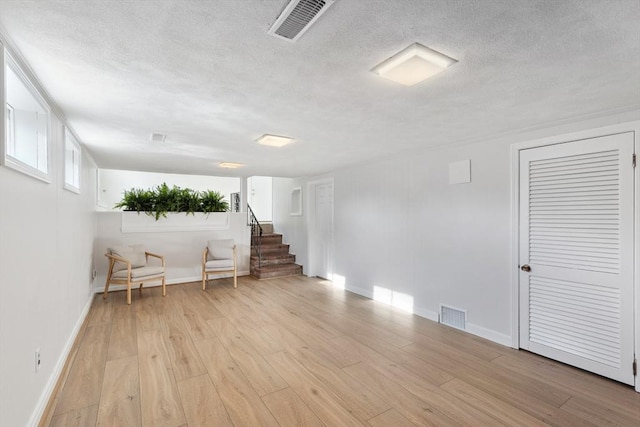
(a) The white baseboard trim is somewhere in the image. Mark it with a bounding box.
[29,293,94,427]
[413,306,439,322]
[345,284,374,299]
[466,322,512,347]
[94,271,250,293]
[345,284,511,347]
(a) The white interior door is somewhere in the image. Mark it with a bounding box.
[519,132,635,385]
[312,182,333,280]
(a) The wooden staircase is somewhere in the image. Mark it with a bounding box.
[250,223,302,280]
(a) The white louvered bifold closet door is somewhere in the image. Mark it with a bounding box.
[519,133,635,385]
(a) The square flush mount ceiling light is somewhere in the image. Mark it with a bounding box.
[218,162,244,169]
[371,43,457,86]
[256,134,294,147]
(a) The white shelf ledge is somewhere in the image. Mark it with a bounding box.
[121,211,230,233]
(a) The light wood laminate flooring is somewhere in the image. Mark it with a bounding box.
[42,276,640,426]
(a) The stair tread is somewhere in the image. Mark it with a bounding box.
[251,253,294,259]
[251,263,303,280]
[254,234,283,245]
[253,244,289,252]
[252,263,301,271]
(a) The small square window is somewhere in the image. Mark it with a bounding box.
[64,128,81,193]
[2,49,51,182]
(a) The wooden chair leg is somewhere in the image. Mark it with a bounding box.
[202,272,206,290]
[127,282,132,305]
[162,276,166,297]
[233,269,237,289]
[103,280,110,299]
[139,283,143,292]
[103,267,113,299]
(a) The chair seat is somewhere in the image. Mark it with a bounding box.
[205,259,235,270]
[112,266,165,279]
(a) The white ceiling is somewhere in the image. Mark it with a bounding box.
[1,0,639,178]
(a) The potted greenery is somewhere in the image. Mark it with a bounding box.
[115,183,229,220]
[115,183,231,232]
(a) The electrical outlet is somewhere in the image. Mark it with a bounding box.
[35,349,41,373]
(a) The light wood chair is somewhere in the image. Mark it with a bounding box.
[104,244,166,304]
[202,239,237,289]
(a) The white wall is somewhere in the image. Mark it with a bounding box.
[248,176,273,222]
[333,140,513,341]
[273,177,310,273]
[97,168,240,211]
[273,112,640,347]
[0,116,98,427]
[94,212,251,291]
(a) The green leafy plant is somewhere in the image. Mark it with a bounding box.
[200,190,229,213]
[176,186,202,214]
[114,183,229,220]
[114,188,155,214]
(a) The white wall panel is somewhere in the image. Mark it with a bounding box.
[0,114,97,427]
[94,212,251,289]
[272,113,639,347]
[272,177,311,274]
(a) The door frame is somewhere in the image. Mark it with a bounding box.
[509,121,639,391]
[306,177,334,279]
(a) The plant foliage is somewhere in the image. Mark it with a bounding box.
[114,183,229,220]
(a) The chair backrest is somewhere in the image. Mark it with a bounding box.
[108,244,146,271]
[207,239,235,260]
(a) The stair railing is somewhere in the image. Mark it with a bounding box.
[247,204,263,268]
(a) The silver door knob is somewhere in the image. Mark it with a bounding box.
[521,264,531,272]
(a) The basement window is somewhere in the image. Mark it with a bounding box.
[64,127,81,193]
[2,48,51,183]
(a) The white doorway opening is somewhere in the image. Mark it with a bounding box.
[308,179,334,280]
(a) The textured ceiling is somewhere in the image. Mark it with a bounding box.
[1,0,639,177]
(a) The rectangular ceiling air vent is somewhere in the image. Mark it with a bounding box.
[150,133,166,143]
[439,304,467,330]
[267,0,335,42]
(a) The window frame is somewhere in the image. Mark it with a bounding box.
[1,47,52,183]
[6,102,15,155]
[64,126,81,194]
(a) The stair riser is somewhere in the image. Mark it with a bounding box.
[250,255,295,267]
[251,266,303,280]
[252,245,289,255]
[253,235,283,245]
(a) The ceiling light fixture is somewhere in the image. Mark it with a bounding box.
[256,134,295,147]
[218,162,244,169]
[150,133,167,143]
[371,43,457,86]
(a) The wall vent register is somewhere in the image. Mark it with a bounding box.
[440,304,467,330]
